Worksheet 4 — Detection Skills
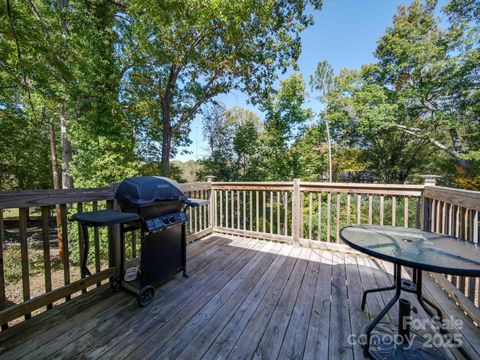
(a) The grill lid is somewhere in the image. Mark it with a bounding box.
[115,176,187,206]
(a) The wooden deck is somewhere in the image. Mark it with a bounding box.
[0,235,479,360]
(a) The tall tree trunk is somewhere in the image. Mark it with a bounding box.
[449,128,464,153]
[58,0,73,189]
[449,128,471,171]
[49,122,64,260]
[160,66,178,178]
[161,122,172,177]
[60,111,73,189]
[50,123,61,190]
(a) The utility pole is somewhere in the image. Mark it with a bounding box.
[325,119,332,183]
[310,60,334,183]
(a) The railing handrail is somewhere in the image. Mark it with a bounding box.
[299,182,424,196]
[0,187,114,209]
[212,181,424,196]
[0,181,212,327]
[0,182,211,210]
[424,185,480,210]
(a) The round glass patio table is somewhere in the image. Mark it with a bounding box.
[340,225,480,360]
[341,225,480,276]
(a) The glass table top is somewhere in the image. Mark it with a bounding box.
[340,225,480,276]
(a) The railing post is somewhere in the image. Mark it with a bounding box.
[421,197,429,231]
[292,179,301,243]
[107,199,122,283]
[419,175,439,231]
[420,174,440,187]
[207,176,215,228]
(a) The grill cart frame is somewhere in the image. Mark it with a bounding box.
[114,215,189,306]
[72,176,207,307]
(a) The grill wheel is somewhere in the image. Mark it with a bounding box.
[110,276,122,291]
[137,286,155,307]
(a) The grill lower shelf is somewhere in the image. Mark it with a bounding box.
[114,223,187,306]
[121,278,142,295]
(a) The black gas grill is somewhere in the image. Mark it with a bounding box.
[115,176,197,231]
[72,176,206,306]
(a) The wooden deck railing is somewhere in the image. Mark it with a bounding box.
[0,182,211,329]
[210,180,480,323]
[0,178,479,329]
[422,186,480,324]
[211,181,424,249]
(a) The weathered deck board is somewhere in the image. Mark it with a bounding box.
[328,252,354,360]
[277,249,320,360]
[344,254,369,360]
[226,246,303,360]
[177,243,291,360]
[136,241,277,359]
[201,246,299,359]
[0,235,478,360]
[79,237,261,360]
[303,251,333,359]
[252,247,311,360]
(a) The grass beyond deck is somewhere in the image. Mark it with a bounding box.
[0,235,478,360]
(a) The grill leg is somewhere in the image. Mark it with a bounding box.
[80,224,92,278]
[119,224,125,282]
[182,223,188,278]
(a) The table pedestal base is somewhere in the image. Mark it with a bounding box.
[361,264,467,359]
[366,322,448,360]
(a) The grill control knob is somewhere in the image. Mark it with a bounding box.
[169,217,175,223]
[163,218,169,225]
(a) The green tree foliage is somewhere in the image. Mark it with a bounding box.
[324,68,431,182]
[0,103,51,189]
[119,0,323,177]
[0,0,138,189]
[262,74,314,180]
[310,60,334,181]
[199,105,262,181]
[201,75,317,182]
[290,124,327,181]
[170,160,202,183]
[310,60,334,98]
[2,0,322,189]
[2,0,479,191]
[324,0,480,186]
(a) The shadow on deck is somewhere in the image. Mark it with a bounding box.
[0,235,478,360]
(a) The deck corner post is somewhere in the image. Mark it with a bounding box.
[420,174,440,187]
[292,178,301,243]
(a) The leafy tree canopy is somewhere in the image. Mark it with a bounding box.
[199,104,263,181]
[120,0,323,176]
[324,0,480,187]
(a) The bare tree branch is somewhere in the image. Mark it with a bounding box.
[392,124,460,158]
[172,76,220,131]
[27,0,51,38]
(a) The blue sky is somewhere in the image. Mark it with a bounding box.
[174,0,444,162]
